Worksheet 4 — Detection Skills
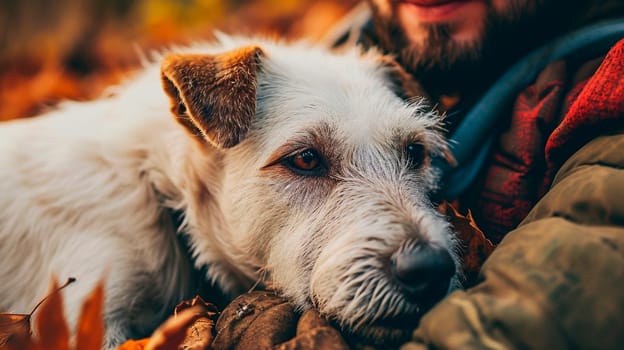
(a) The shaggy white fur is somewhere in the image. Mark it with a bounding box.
[0,35,458,347]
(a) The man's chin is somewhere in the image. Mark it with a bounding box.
[369,0,490,96]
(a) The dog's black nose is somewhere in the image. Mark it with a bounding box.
[391,243,455,302]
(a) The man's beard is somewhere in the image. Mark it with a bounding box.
[368,0,570,99]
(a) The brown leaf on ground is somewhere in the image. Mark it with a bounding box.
[174,296,218,350]
[275,327,349,350]
[1,277,75,349]
[211,291,297,350]
[117,296,218,350]
[0,313,31,347]
[274,309,349,350]
[210,292,349,350]
[295,309,330,334]
[439,202,496,287]
[1,334,44,350]
[144,307,202,350]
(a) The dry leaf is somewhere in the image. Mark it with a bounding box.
[0,277,75,349]
[211,291,297,350]
[439,202,496,287]
[1,334,44,350]
[36,280,71,350]
[275,327,349,350]
[274,309,349,350]
[144,307,202,350]
[1,278,108,350]
[0,313,31,347]
[75,282,104,350]
[295,309,329,334]
[174,296,218,350]
[116,339,150,350]
[116,296,218,350]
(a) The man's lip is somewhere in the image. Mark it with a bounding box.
[396,0,476,23]
[399,0,459,7]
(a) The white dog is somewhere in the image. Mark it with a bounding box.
[0,35,459,347]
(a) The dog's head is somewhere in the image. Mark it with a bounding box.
[161,39,459,344]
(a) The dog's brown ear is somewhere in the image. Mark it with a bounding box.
[161,46,264,148]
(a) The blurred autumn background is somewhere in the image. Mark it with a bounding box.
[0,0,360,121]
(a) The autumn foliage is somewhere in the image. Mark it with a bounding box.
[0,284,347,350]
[0,280,218,350]
[1,278,100,350]
[0,0,359,121]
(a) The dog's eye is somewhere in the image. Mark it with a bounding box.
[405,143,426,169]
[285,149,324,175]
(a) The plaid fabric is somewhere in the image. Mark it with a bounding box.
[464,38,624,244]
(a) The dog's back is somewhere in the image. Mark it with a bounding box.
[0,67,197,343]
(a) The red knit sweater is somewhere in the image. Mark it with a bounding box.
[465,38,624,244]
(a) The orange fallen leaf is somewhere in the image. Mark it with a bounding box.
[36,279,71,350]
[144,307,202,350]
[116,338,150,350]
[1,278,109,350]
[75,282,104,350]
[116,296,218,350]
[0,277,75,348]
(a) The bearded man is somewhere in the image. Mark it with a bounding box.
[329,1,624,348]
